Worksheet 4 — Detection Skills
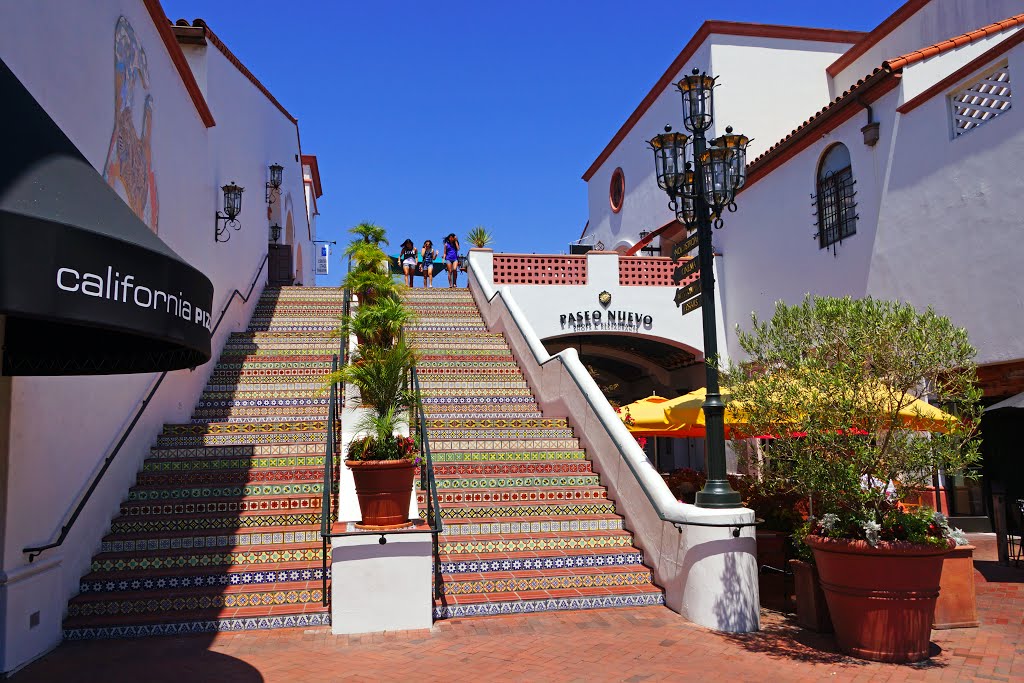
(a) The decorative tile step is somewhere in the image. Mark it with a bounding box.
[440,565,654,597]
[421,395,537,407]
[440,540,638,561]
[438,531,634,554]
[99,528,321,555]
[200,390,335,403]
[428,486,608,506]
[430,449,588,463]
[425,417,568,429]
[68,582,327,620]
[205,382,329,393]
[433,501,617,519]
[119,494,322,517]
[148,443,326,461]
[432,460,592,477]
[420,409,544,421]
[190,410,330,424]
[217,349,340,359]
[428,437,579,452]
[195,397,332,409]
[63,609,332,640]
[161,421,328,436]
[80,565,327,595]
[90,544,324,573]
[134,467,323,488]
[426,474,601,490]
[156,430,326,448]
[420,388,533,400]
[142,454,326,473]
[124,481,324,502]
[437,517,625,536]
[110,510,323,535]
[433,589,664,619]
[427,428,575,441]
[417,361,519,370]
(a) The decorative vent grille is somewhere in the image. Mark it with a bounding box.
[618,257,677,286]
[492,255,588,285]
[950,64,1011,137]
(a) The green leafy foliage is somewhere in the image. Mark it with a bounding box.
[466,226,494,248]
[722,295,982,544]
[347,406,418,462]
[339,296,416,348]
[349,222,388,246]
[333,338,415,415]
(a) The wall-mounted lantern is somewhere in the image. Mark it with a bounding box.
[215,182,244,243]
[269,223,282,243]
[266,163,284,203]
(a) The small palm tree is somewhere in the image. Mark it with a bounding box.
[341,297,416,347]
[336,338,416,413]
[345,241,390,273]
[343,268,399,306]
[349,222,388,246]
[466,225,494,248]
[347,405,412,461]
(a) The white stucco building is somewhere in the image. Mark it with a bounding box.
[576,0,1024,521]
[0,0,323,672]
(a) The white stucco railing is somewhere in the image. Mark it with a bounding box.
[466,248,760,633]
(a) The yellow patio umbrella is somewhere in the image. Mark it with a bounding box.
[616,395,706,437]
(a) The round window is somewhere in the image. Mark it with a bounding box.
[609,167,625,213]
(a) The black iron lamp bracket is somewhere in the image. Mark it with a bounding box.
[215,213,241,243]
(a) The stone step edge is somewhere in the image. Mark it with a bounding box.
[433,591,664,619]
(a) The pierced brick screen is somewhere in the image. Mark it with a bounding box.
[618,257,679,286]
[492,255,588,285]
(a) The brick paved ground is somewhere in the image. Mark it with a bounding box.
[14,534,1022,682]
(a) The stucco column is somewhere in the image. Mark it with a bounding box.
[584,251,619,290]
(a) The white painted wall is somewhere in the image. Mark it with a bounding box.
[585,35,853,261]
[0,0,316,672]
[830,0,1024,96]
[717,42,1024,368]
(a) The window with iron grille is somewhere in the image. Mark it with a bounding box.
[950,63,1010,137]
[813,143,857,252]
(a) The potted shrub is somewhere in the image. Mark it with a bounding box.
[466,225,494,248]
[346,406,419,529]
[724,296,980,663]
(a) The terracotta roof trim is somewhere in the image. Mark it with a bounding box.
[301,154,323,198]
[581,20,865,182]
[743,67,900,190]
[882,12,1024,71]
[896,27,1024,115]
[826,0,929,77]
[142,0,215,127]
[175,18,298,124]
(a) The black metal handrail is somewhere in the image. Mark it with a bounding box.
[24,254,270,562]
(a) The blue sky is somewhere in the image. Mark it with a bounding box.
[162,0,903,285]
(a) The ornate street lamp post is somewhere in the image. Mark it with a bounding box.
[648,68,749,508]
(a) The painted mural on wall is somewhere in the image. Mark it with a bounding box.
[102,16,159,233]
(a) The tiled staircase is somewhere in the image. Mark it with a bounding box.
[64,286,344,639]
[403,287,664,618]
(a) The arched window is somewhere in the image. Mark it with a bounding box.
[815,143,857,250]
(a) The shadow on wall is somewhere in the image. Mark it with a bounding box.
[711,546,759,633]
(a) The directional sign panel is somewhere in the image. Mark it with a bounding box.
[681,296,702,316]
[675,280,701,305]
[671,232,699,261]
[672,257,699,284]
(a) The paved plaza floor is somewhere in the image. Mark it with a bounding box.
[14,534,1022,682]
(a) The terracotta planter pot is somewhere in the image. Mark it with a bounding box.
[789,559,833,633]
[346,459,415,529]
[806,534,953,663]
[933,545,980,629]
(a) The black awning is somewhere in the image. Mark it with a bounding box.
[0,59,214,376]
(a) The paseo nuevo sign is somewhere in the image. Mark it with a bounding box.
[560,309,653,331]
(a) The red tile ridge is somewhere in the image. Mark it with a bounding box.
[171,18,298,124]
[826,0,929,77]
[301,154,323,198]
[581,20,866,182]
[882,12,1024,71]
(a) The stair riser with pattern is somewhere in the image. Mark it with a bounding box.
[402,288,663,619]
[66,286,342,639]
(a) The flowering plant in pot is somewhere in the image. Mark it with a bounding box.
[723,296,981,663]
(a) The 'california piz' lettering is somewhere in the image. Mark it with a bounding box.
[56,265,213,330]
